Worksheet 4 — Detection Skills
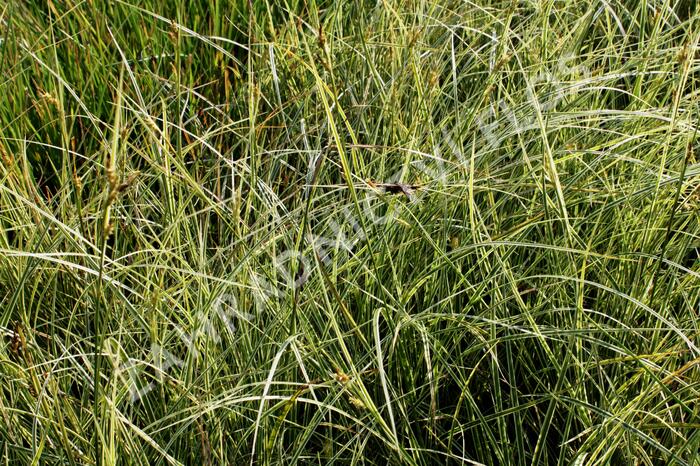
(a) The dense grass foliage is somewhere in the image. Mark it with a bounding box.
[1,1,700,464]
